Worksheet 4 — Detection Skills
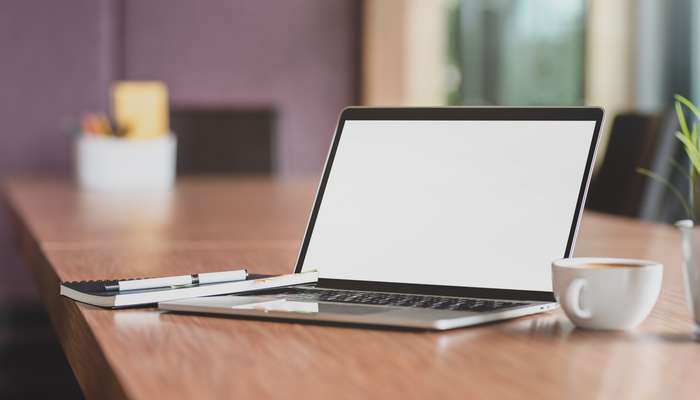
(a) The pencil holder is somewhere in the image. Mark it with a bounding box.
[75,134,177,192]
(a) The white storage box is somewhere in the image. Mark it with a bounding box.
[75,134,177,192]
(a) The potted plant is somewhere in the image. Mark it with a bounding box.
[637,94,700,335]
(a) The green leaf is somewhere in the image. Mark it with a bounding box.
[675,94,700,120]
[675,132,700,175]
[636,167,693,219]
[676,101,691,139]
[693,123,699,149]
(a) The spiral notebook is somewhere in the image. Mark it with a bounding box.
[60,271,318,308]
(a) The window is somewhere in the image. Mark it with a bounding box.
[447,0,586,106]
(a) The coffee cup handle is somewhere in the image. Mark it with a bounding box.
[566,278,592,319]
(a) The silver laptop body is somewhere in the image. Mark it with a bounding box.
[160,107,603,330]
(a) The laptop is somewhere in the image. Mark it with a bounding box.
[160,107,604,330]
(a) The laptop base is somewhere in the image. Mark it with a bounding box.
[160,294,557,331]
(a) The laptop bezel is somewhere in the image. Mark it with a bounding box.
[294,107,604,302]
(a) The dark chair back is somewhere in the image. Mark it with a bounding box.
[170,107,276,175]
[586,110,688,223]
[586,112,662,217]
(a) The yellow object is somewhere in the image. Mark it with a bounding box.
[112,81,169,139]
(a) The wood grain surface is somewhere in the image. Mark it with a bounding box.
[3,177,700,400]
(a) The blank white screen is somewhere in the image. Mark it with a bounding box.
[302,120,596,292]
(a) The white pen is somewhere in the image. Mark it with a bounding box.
[104,269,248,292]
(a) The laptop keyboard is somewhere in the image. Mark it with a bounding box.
[280,288,528,312]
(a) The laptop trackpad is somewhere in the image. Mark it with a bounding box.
[232,299,388,315]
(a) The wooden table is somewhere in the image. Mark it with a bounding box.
[3,177,700,400]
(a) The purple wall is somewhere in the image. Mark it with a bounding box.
[0,0,359,300]
[0,0,115,301]
[123,0,359,174]
[0,0,358,178]
[0,0,113,175]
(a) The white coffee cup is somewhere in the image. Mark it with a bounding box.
[552,257,663,330]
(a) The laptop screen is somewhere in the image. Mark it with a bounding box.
[298,115,599,297]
